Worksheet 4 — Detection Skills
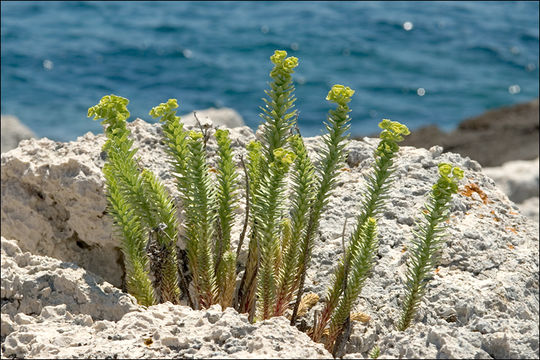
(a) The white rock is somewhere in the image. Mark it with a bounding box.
[483,158,539,204]
[2,300,330,358]
[1,118,538,359]
[0,120,255,288]
[1,115,36,153]
[1,237,138,325]
[180,107,245,128]
[517,196,539,222]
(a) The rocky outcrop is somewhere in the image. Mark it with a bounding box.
[482,158,539,204]
[386,98,540,167]
[180,107,245,128]
[1,115,36,153]
[0,121,255,288]
[483,158,539,222]
[1,237,330,359]
[1,237,138,324]
[1,119,538,358]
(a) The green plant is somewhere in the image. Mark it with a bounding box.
[235,50,299,319]
[369,345,381,359]
[150,100,241,310]
[397,163,464,331]
[310,119,410,350]
[289,84,355,325]
[235,52,354,323]
[89,49,463,357]
[89,95,181,306]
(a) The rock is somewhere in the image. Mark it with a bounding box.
[1,115,36,153]
[482,158,539,222]
[0,237,330,358]
[180,107,245,128]
[1,302,330,359]
[482,158,539,204]
[1,118,538,359]
[372,98,539,167]
[516,197,539,223]
[0,120,255,288]
[1,236,138,325]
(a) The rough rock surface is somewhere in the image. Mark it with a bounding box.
[1,119,538,359]
[0,120,255,288]
[0,238,330,359]
[1,237,137,324]
[379,98,540,167]
[180,107,245,128]
[1,115,36,153]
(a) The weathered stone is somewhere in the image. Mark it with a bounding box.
[382,98,540,167]
[1,115,36,153]
[482,158,539,203]
[1,118,538,359]
[180,107,245,128]
[1,237,138,326]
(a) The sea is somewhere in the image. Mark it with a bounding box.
[1,1,539,142]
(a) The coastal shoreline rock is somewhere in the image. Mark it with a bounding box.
[1,237,330,359]
[180,107,245,128]
[377,98,540,167]
[1,115,36,153]
[483,158,539,222]
[1,118,538,359]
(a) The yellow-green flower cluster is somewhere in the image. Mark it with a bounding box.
[88,95,130,124]
[375,119,410,156]
[149,98,178,119]
[379,119,410,142]
[189,130,204,140]
[247,140,262,153]
[433,163,464,197]
[272,148,296,169]
[270,50,298,77]
[326,85,355,106]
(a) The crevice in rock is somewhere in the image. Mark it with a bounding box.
[76,239,91,250]
[117,249,128,293]
[21,182,71,239]
[67,231,93,252]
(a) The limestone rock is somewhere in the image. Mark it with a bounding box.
[1,115,36,153]
[0,120,254,287]
[1,118,538,359]
[1,236,138,327]
[180,107,245,128]
[0,237,330,358]
[482,158,539,203]
[1,302,330,359]
[393,98,540,167]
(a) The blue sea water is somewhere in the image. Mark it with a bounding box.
[1,1,539,142]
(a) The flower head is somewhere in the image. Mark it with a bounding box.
[269,50,299,78]
[247,140,262,153]
[283,57,299,71]
[378,119,410,143]
[150,99,179,119]
[433,163,463,196]
[271,50,288,65]
[326,85,355,106]
[88,94,130,122]
[189,130,204,140]
[438,163,453,177]
[452,167,464,179]
[272,148,296,171]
